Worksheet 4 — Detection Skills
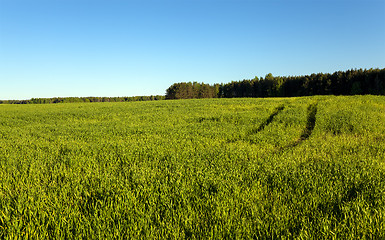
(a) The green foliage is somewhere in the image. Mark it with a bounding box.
[0,96,384,239]
[166,82,218,99]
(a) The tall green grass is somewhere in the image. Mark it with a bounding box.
[0,96,384,239]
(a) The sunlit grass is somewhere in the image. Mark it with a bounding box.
[0,96,384,239]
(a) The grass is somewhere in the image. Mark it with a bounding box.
[0,95,385,239]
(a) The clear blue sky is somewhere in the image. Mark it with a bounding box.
[1,0,384,100]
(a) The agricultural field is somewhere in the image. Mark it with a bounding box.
[0,95,385,239]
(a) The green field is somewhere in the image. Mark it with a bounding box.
[1,96,385,239]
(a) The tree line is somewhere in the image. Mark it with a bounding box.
[165,68,385,99]
[2,68,384,103]
[0,95,165,104]
[165,82,220,99]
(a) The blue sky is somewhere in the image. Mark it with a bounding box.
[1,0,384,100]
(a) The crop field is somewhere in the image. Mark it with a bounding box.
[0,95,385,239]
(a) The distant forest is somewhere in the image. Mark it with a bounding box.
[0,95,165,104]
[166,68,385,99]
[1,68,384,104]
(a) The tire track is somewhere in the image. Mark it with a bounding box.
[226,105,285,143]
[250,105,285,134]
[279,102,318,150]
[300,102,318,141]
